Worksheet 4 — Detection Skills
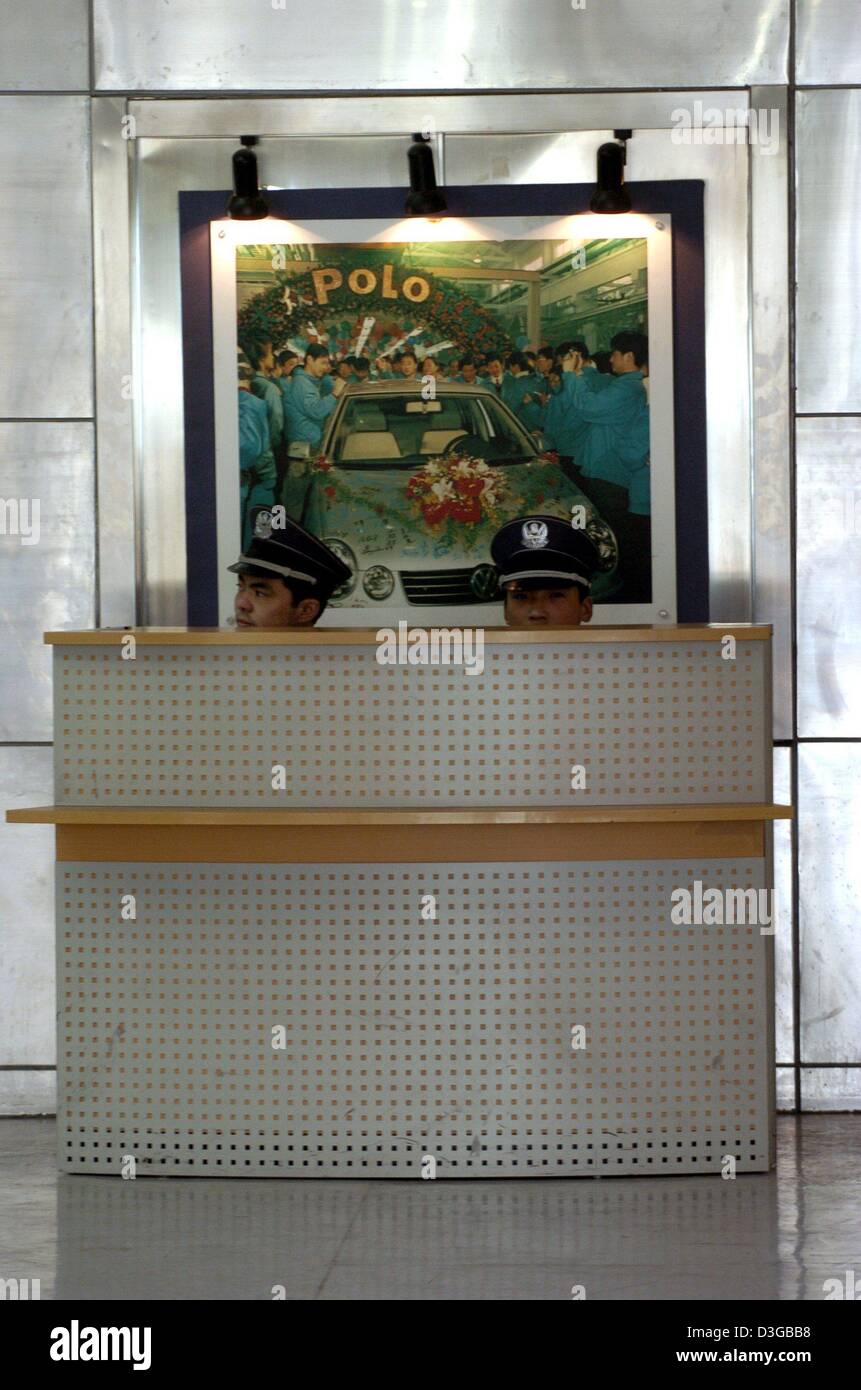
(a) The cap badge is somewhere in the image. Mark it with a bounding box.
[521,519,549,549]
[254,510,274,540]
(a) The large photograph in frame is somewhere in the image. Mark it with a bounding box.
[209,213,675,627]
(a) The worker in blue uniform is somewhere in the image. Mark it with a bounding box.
[244,338,285,456]
[284,344,345,450]
[560,330,651,602]
[238,360,277,551]
[501,352,545,433]
[538,369,566,453]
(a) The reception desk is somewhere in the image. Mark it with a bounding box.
[10,625,790,1179]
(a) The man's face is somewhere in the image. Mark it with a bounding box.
[400,355,418,378]
[610,348,636,375]
[487,358,503,377]
[337,361,353,380]
[537,354,553,376]
[461,363,477,382]
[234,573,319,628]
[503,582,592,627]
[355,367,370,381]
[306,354,331,380]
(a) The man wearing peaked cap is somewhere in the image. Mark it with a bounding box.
[228,506,352,628]
[490,514,601,628]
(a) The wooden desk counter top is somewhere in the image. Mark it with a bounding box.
[43,624,773,647]
[8,804,792,826]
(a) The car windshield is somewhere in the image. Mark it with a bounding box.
[326,391,540,469]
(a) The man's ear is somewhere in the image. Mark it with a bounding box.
[294,597,322,627]
[581,596,593,624]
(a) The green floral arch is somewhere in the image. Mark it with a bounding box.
[238,268,509,361]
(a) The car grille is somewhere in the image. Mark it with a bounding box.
[400,567,496,604]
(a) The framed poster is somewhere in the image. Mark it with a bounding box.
[210,213,675,626]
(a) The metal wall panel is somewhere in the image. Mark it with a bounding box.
[773,746,794,1065]
[0,423,95,741]
[0,97,93,418]
[796,417,861,737]
[128,93,750,139]
[0,748,55,1074]
[801,1068,861,1110]
[93,99,137,628]
[0,0,89,91]
[94,0,789,91]
[751,87,793,739]
[796,0,861,86]
[798,744,861,1066]
[796,90,861,414]
[0,1072,55,1116]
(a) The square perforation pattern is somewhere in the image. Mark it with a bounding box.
[58,859,772,1177]
[55,642,768,806]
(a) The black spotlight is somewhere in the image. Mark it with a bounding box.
[405,133,447,217]
[590,130,632,214]
[227,135,270,220]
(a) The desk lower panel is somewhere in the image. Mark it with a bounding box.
[58,858,773,1178]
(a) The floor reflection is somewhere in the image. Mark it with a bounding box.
[2,1116,859,1300]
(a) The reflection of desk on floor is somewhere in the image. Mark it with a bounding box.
[10,625,791,1178]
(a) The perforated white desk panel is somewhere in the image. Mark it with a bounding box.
[53,639,769,807]
[45,631,777,1179]
[58,858,772,1178]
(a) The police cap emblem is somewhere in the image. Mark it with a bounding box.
[253,509,274,540]
[521,519,549,549]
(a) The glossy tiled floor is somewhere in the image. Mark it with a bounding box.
[0,1116,858,1300]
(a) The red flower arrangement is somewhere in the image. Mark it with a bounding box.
[405,455,510,531]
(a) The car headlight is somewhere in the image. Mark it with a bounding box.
[323,538,358,599]
[584,516,619,572]
[363,564,395,600]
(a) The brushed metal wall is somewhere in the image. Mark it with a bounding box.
[799,744,861,1068]
[0,97,93,418]
[796,416,861,738]
[0,0,89,89]
[0,423,96,741]
[93,0,790,91]
[0,749,55,1098]
[796,0,861,85]
[796,90,861,415]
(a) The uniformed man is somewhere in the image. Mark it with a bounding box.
[539,368,565,452]
[484,354,507,396]
[229,506,352,628]
[490,514,601,628]
[284,344,344,449]
[238,361,276,550]
[502,351,545,433]
[244,338,285,454]
[455,356,485,386]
